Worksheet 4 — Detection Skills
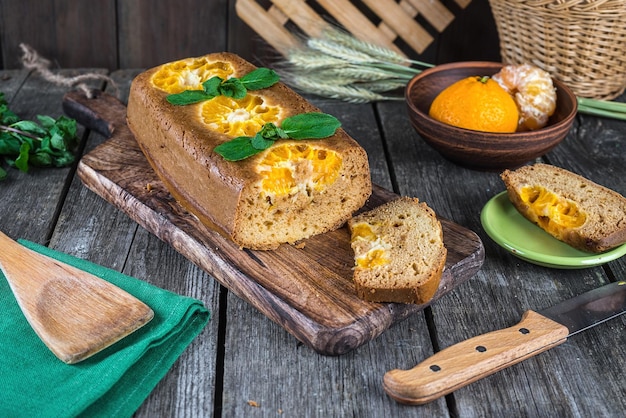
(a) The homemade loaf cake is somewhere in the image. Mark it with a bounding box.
[127,53,372,250]
[347,197,447,304]
[501,163,626,253]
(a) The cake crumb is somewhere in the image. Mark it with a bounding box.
[247,400,259,407]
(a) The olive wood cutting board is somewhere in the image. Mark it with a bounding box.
[63,90,485,355]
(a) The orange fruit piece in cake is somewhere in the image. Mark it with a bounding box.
[151,56,234,94]
[257,143,343,205]
[429,76,519,133]
[201,94,282,138]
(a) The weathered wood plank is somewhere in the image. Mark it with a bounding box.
[49,70,139,268]
[0,0,261,70]
[117,0,230,69]
[0,0,117,70]
[0,69,30,101]
[122,227,221,418]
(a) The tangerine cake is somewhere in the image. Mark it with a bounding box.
[501,163,626,253]
[127,53,372,250]
[347,197,447,304]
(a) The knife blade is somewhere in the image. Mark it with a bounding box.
[383,280,626,405]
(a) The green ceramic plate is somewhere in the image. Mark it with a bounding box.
[480,191,626,269]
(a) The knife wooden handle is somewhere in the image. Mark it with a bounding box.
[383,310,569,405]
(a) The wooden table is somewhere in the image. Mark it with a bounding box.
[1,68,624,417]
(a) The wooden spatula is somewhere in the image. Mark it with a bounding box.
[0,231,154,364]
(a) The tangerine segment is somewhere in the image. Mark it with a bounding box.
[350,222,391,268]
[520,185,586,236]
[257,143,342,201]
[201,95,282,137]
[429,76,519,133]
[350,222,378,241]
[151,58,234,94]
[492,64,556,131]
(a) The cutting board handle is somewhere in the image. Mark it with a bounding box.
[63,90,127,139]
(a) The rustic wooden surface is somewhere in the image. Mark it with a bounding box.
[0,67,625,417]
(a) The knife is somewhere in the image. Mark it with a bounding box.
[383,280,626,405]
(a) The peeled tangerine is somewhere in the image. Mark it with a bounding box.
[492,64,557,131]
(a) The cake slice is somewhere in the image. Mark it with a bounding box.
[501,163,626,253]
[347,197,447,304]
[127,53,371,250]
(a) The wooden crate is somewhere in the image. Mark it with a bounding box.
[235,0,472,57]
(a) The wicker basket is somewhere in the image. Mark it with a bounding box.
[488,0,626,100]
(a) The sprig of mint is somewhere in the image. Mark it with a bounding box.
[167,67,280,105]
[0,92,78,180]
[214,112,341,161]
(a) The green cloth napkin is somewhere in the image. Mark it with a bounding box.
[0,240,210,417]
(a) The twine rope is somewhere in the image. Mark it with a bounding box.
[19,43,119,98]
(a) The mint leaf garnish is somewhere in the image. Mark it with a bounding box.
[219,78,247,99]
[281,113,342,139]
[166,68,280,105]
[202,77,223,97]
[213,136,259,161]
[250,133,275,150]
[166,90,214,105]
[214,112,341,161]
[239,68,280,90]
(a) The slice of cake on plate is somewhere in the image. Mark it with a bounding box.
[501,163,626,253]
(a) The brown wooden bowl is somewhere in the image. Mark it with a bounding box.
[405,61,578,170]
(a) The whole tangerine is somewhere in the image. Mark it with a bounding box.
[429,75,519,133]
